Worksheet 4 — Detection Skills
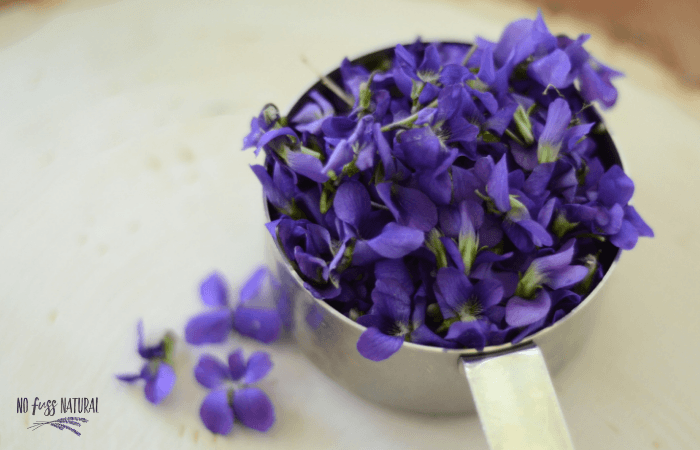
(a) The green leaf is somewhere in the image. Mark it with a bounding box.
[426,229,448,269]
[161,333,175,367]
[467,78,489,92]
[513,105,535,145]
[515,263,545,299]
[574,254,599,295]
[458,232,479,275]
[552,212,579,238]
[537,142,560,164]
[320,181,336,214]
[478,129,500,143]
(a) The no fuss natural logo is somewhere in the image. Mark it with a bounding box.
[18,397,98,437]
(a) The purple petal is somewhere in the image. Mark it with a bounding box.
[488,155,510,212]
[524,162,555,197]
[528,49,571,88]
[228,349,246,381]
[440,64,471,85]
[374,258,412,290]
[199,272,228,307]
[116,372,142,384]
[286,151,328,183]
[232,307,282,344]
[441,237,466,273]
[539,98,571,151]
[436,84,463,122]
[255,127,297,156]
[474,279,505,309]
[397,127,443,170]
[356,327,404,361]
[334,180,371,228]
[624,205,654,237]
[597,165,634,208]
[244,352,273,384]
[518,219,554,247]
[294,247,328,283]
[250,165,291,213]
[418,44,441,75]
[445,321,487,351]
[371,278,412,324]
[609,220,639,250]
[546,265,589,289]
[144,363,176,405]
[185,310,233,345]
[239,266,269,305]
[194,355,231,389]
[435,267,473,316]
[505,290,552,327]
[534,238,576,273]
[200,389,234,435]
[411,324,459,348]
[366,222,425,258]
[579,62,621,108]
[233,388,276,432]
[376,183,438,232]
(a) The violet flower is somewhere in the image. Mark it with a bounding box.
[195,350,275,434]
[185,270,282,345]
[116,321,176,405]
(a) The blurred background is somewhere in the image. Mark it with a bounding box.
[2,0,699,91]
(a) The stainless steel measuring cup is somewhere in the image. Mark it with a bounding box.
[264,44,624,450]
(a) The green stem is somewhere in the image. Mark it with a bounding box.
[381,99,439,131]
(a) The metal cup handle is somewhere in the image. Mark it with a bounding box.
[462,344,575,450]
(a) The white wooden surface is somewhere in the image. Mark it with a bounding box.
[0,0,698,448]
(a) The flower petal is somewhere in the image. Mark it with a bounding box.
[238,266,269,305]
[624,205,654,237]
[334,180,371,228]
[233,387,276,432]
[356,327,404,361]
[200,389,234,435]
[376,183,438,232]
[185,310,233,345]
[435,267,473,317]
[366,222,425,258]
[488,155,510,213]
[233,307,282,344]
[527,49,571,88]
[445,321,487,351]
[545,265,589,289]
[286,151,328,183]
[199,272,229,307]
[609,219,639,250]
[194,355,231,389]
[597,165,634,208]
[244,352,274,384]
[505,290,552,327]
[228,349,246,381]
[144,363,176,405]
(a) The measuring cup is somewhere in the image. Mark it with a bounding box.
[264,44,623,450]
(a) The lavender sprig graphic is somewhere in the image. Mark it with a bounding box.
[28,417,88,436]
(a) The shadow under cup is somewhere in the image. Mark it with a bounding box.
[263,43,623,415]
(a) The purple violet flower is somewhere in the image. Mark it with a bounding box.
[116,321,176,405]
[195,350,275,434]
[185,269,282,345]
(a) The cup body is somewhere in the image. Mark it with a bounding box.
[266,236,619,414]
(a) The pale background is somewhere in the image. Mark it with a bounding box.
[0,0,698,449]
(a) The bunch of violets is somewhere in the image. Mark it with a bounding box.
[243,13,653,361]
